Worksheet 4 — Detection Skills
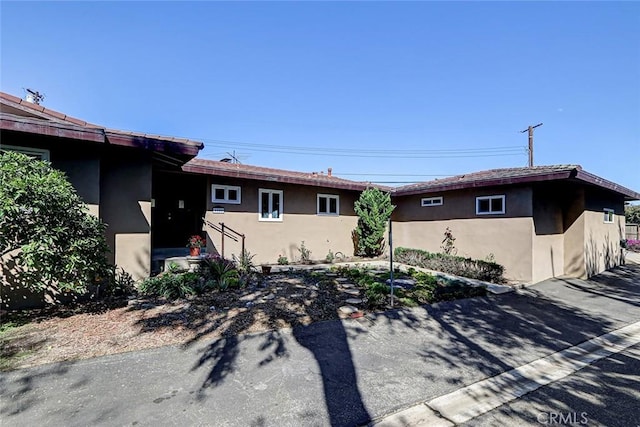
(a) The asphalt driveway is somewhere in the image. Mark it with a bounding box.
[1,263,639,427]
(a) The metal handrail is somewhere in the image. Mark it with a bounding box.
[202,218,246,258]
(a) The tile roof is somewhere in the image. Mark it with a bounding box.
[394,165,640,200]
[183,158,388,192]
[0,92,204,155]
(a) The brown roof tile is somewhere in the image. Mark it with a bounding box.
[394,165,640,200]
[183,158,385,192]
[1,91,204,153]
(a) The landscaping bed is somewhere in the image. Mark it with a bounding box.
[1,265,487,371]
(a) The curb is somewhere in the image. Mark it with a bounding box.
[370,320,640,427]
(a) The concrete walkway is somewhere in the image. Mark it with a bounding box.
[1,263,639,426]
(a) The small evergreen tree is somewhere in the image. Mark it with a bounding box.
[353,188,395,257]
[0,151,109,293]
[625,204,640,224]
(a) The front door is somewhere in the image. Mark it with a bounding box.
[151,172,206,249]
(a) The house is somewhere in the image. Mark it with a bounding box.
[2,91,639,309]
[391,166,639,283]
[0,92,204,283]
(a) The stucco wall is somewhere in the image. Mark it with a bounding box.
[531,185,565,283]
[394,186,533,221]
[203,178,360,264]
[392,217,534,282]
[1,135,102,216]
[52,153,101,216]
[100,149,152,280]
[392,187,535,282]
[583,189,626,277]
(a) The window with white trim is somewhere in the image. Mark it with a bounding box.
[259,189,283,221]
[317,194,339,215]
[476,195,505,215]
[212,185,241,204]
[1,144,50,161]
[421,196,443,207]
[603,208,614,223]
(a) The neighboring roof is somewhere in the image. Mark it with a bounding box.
[394,165,640,201]
[183,158,386,192]
[0,92,204,157]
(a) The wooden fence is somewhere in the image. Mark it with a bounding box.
[627,224,640,241]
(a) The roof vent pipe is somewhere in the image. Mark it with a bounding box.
[328,167,332,177]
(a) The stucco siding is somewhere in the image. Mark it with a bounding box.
[100,150,152,280]
[393,217,534,282]
[532,234,564,283]
[52,154,101,217]
[204,179,359,264]
[393,186,533,221]
[583,210,625,277]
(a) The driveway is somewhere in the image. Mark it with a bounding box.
[1,263,639,427]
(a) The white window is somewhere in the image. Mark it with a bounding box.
[476,195,505,215]
[317,194,339,216]
[259,189,283,221]
[603,208,614,223]
[421,196,443,207]
[1,144,50,161]
[212,184,241,204]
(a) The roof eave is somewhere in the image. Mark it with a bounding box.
[393,171,576,197]
[0,114,105,143]
[182,163,372,191]
[575,170,640,201]
[105,131,202,157]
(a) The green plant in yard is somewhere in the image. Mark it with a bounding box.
[353,188,395,257]
[233,249,256,274]
[277,254,289,265]
[0,151,110,295]
[365,282,389,308]
[394,247,505,283]
[99,266,135,298]
[298,241,312,264]
[138,271,201,299]
[325,250,335,264]
[441,227,457,255]
[202,253,242,289]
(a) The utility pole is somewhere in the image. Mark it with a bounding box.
[520,123,543,167]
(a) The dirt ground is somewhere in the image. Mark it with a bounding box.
[1,270,369,371]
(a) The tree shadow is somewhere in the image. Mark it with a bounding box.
[462,344,640,427]
[0,361,77,418]
[407,264,639,424]
[129,270,373,426]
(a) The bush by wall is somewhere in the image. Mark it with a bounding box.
[394,247,506,283]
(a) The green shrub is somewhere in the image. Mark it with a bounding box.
[325,250,335,264]
[0,152,110,294]
[394,247,505,283]
[100,266,135,297]
[353,188,395,257]
[365,282,390,308]
[138,272,201,299]
[277,254,289,265]
[298,241,312,264]
[202,254,241,290]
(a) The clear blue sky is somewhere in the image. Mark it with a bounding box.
[2,1,638,190]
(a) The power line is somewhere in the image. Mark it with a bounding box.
[334,172,455,177]
[198,137,525,158]
[200,145,526,159]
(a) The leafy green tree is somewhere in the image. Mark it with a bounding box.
[625,203,640,224]
[353,188,395,257]
[0,151,109,293]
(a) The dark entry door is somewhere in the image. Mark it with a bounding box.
[152,172,206,249]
